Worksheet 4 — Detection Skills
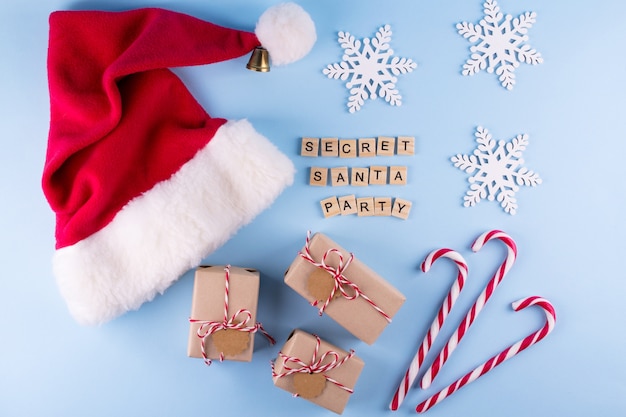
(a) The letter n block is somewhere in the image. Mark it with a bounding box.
[351,168,369,186]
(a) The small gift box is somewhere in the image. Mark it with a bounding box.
[284,232,405,344]
[272,329,364,414]
[187,265,274,365]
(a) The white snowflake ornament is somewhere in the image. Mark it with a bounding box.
[323,25,417,113]
[452,126,542,215]
[457,0,543,90]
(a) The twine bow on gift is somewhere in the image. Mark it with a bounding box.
[272,334,356,396]
[189,265,275,366]
[299,231,391,322]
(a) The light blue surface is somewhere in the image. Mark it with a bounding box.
[1,0,625,416]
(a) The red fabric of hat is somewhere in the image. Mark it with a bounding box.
[42,5,316,325]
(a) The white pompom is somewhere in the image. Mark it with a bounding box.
[255,2,316,66]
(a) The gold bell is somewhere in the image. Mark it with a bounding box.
[246,47,270,72]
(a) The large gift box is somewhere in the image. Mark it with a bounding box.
[272,329,364,414]
[188,265,272,364]
[284,232,405,344]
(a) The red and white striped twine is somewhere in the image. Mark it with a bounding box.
[420,230,517,389]
[189,265,275,366]
[416,296,556,413]
[389,248,468,411]
[272,334,356,395]
[299,231,391,322]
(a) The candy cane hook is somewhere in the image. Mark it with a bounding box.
[416,296,556,413]
[389,249,468,410]
[420,230,517,389]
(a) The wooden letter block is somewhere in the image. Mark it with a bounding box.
[309,167,328,186]
[321,137,339,157]
[397,136,415,155]
[320,196,340,218]
[356,197,375,217]
[330,167,349,187]
[339,139,357,158]
[301,137,320,157]
[392,198,412,220]
[351,168,369,186]
[377,136,395,156]
[338,195,358,215]
[369,166,388,185]
[358,138,376,157]
[389,166,407,185]
[374,197,393,216]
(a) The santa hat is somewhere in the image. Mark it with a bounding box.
[42,4,316,325]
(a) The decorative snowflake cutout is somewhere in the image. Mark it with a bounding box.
[323,25,417,113]
[457,0,543,90]
[452,126,542,215]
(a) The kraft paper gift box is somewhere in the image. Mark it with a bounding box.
[272,329,364,414]
[187,265,264,363]
[284,232,405,344]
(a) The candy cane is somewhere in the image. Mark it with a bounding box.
[389,249,468,411]
[420,230,517,389]
[416,296,556,413]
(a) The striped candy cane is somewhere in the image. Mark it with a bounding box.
[416,296,556,413]
[420,230,517,389]
[389,249,468,411]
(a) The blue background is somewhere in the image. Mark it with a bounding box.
[1,0,625,416]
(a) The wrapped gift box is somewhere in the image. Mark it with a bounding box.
[187,265,261,363]
[284,233,405,344]
[272,329,364,414]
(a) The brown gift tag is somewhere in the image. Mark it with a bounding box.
[211,327,251,357]
[307,268,341,302]
[293,373,327,399]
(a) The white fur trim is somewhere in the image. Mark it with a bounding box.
[53,120,295,325]
[255,2,316,66]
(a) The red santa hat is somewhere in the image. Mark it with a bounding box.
[42,3,316,325]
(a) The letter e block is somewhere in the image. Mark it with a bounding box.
[301,137,319,157]
[389,166,408,185]
[321,137,339,157]
[377,136,395,156]
[320,196,340,218]
[351,167,369,186]
[339,139,357,158]
[338,194,357,215]
[331,167,349,186]
[374,197,393,216]
[369,166,388,185]
[309,167,328,186]
[356,197,375,217]
[392,198,412,220]
[397,136,415,155]
[358,138,376,157]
